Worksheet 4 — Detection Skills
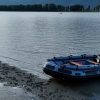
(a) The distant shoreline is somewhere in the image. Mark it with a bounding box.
[0,4,100,12]
[0,11,99,12]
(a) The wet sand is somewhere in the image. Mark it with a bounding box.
[0,61,100,100]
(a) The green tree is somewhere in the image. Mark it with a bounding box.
[70,5,84,12]
[85,5,91,12]
[95,5,100,11]
[43,4,49,11]
[48,4,58,11]
[66,6,70,11]
[57,5,65,11]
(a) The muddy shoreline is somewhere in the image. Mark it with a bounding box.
[1,61,100,100]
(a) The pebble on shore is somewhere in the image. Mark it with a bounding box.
[0,61,96,100]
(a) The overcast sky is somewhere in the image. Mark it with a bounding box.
[0,0,99,6]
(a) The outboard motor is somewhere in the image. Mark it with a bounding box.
[96,55,100,63]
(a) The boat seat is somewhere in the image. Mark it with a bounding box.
[70,61,82,66]
[87,60,98,64]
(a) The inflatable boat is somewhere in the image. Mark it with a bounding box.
[43,54,100,79]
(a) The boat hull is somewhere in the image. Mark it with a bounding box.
[43,68,100,80]
[43,54,100,80]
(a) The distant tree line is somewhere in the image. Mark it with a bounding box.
[0,4,100,12]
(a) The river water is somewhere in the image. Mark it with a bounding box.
[0,12,100,78]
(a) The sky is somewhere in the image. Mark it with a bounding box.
[0,0,99,6]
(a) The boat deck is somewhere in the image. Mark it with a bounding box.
[63,59,99,67]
